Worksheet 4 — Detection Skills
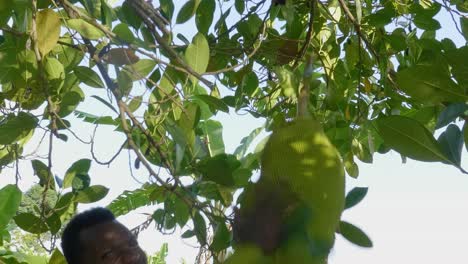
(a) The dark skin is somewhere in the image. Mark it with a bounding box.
[79,221,147,264]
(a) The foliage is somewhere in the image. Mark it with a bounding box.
[0,0,467,263]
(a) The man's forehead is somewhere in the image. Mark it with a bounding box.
[80,220,132,242]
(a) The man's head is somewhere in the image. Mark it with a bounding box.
[61,207,147,264]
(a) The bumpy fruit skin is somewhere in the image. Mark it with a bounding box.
[260,117,345,259]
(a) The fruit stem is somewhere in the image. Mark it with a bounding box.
[297,54,314,117]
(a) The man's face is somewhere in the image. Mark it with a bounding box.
[79,221,147,264]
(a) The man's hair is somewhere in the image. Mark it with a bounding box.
[61,207,116,264]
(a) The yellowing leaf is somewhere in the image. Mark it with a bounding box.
[185,33,209,84]
[67,18,105,40]
[37,9,60,56]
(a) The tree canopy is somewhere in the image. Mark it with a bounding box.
[0,0,468,263]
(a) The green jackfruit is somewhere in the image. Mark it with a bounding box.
[260,117,345,258]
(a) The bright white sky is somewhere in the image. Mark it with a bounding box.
[1,1,468,264]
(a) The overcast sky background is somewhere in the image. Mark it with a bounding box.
[1,1,468,263]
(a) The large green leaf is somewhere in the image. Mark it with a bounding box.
[74,66,105,88]
[63,159,92,189]
[339,221,373,248]
[196,154,240,187]
[37,9,60,56]
[107,184,160,217]
[195,0,215,34]
[395,65,468,104]
[376,115,452,163]
[74,185,109,204]
[0,184,22,230]
[185,33,209,84]
[112,23,135,44]
[176,0,200,24]
[14,213,49,234]
[67,18,105,40]
[0,112,38,145]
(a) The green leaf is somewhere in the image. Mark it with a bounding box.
[0,112,38,145]
[67,18,105,40]
[181,229,195,239]
[240,72,259,96]
[112,23,135,43]
[37,9,60,56]
[235,0,245,14]
[233,127,263,158]
[435,103,468,129]
[376,115,451,163]
[128,96,143,113]
[460,17,468,42]
[437,124,464,166]
[44,57,65,81]
[344,153,359,178]
[31,160,55,190]
[413,15,441,30]
[160,0,175,21]
[185,33,209,83]
[74,185,109,204]
[117,70,134,96]
[197,154,240,187]
[395,65,468,104]
[46,212,61,235]
[0,184,22,230]
[72,173,91,191]
[58,90,85,117]
[345,187,368,210]
[173,197,190,227]
[193,211,207,245]
[176,0,200,24]
[63,159,92,189]
[74,66,105,88]
[14,213,49,234]
[107,184,160,217]
[48,249,67,264]
[446,47,468,87]
[54,192,74,216]
[339,221,373,248]
[122,59,157,81]
[211,221,230,252]
[192,94,229,114]
[178,102,200,147]
[195,0,215,34]
[199,120,225,156]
